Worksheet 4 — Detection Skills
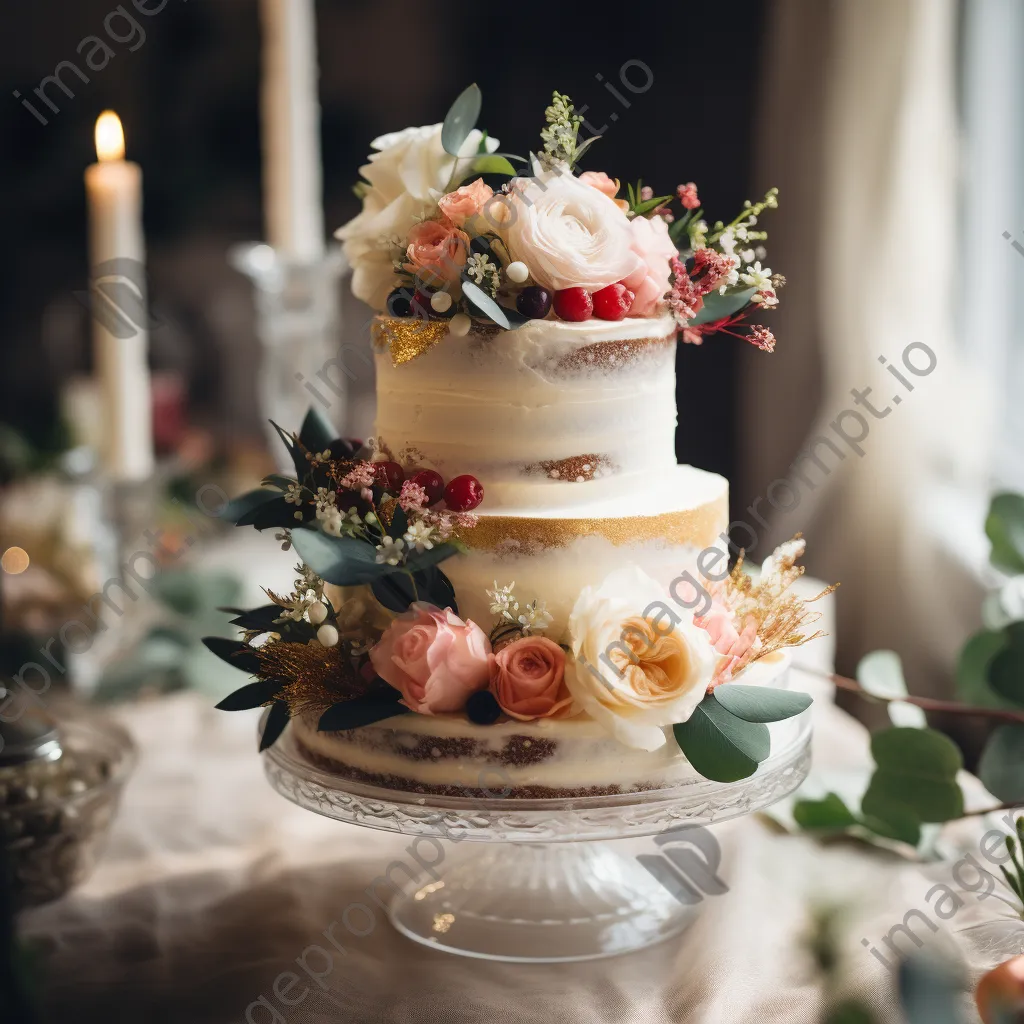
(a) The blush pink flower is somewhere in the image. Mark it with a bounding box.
[622,214,677,317]
[579,171,630,212]
[437,177,494,228]
[677,182,700,210]
[489,636,572,721]
[692,598,760,687]
[403,221,470,287]
[369,602,491,714]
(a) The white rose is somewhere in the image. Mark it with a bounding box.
[564,565,716,751]
[335,124,499,309]
[497,169,642,293]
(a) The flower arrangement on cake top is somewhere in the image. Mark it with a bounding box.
[337,85,783,358]
[207,408,832,784]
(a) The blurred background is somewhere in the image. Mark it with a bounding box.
[0,0,1020,704]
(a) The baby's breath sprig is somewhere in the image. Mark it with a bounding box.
[466,252,500,296]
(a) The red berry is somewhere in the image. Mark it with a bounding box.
[553,287,593,322]
[373,460,404,492]
[444,474,484,512]
[409,469,445,506]
[592,283,635,321]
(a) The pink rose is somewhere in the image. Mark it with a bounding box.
[369,602,491,714]
[403,220,470,287]
[622,214,677,317]
[489,636,572,721]
[438,178,494,227]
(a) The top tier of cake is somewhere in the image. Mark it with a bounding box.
[374,314,679,512]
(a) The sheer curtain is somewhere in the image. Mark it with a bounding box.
[738,0,994,689]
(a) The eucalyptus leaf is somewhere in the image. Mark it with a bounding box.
[978,724,1024,802]
[688,286,757,327]
[986,492,1024,574]
[860,807,922,847]
[956,629,1011,707]
[441,83,482,156]
[290,528,384,586]
[236,496,299,531]
[259,701,290,751]
[201,636,261,675]
[318,695,409,732]
[461,279,511,329]
[857,649,926,728]
[713,684,812,723]
[672,696,770,783]
[221,488,278,524]
[792,793,858,831]
[405,542,462,575]
[269,419,307,480]
[371,573,417,613]
[989,644,1024,707]
[216,679,280,711]
[388,504,409,540]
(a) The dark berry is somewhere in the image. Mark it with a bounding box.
[553,287,593,322]
[386,287,414,318]
[466,690,501,725]
[373,461,404,492]
[515,286,553,320]
[592,283,635,321]
[409,469,445,506]
[410,290,432,319]
[444,474,484,512]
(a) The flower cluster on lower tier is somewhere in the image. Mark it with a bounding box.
[336,85,783,352]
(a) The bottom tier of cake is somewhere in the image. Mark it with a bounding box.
[290,654,798,798]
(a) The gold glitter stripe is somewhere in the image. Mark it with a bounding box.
[372,318,450,366]
[554,336,676,372]
[458,496,728,552]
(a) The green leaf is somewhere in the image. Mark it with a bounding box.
[291,528,385,586]
[471,155,517,177]
[262,473,297,491]
[989,644,1024,707]
[201,636,261,675]
[570,133,600,165]
[216,679,280,711]
[631,195,673,216]
[404,542,461,575]
[979,724,1024,802]
[857,649,926,728]
[862,727,964,824]
[259,700,290,751]
[956,629,1011,707]
[227,604,284,630]
[372,566,459,615]
[986,492,1024,573]
[388,504,409,541]
[318,695,409,732]
[441,83,482,156]
[461,279,510,329]
[687,286,757,327]
[221,488,278,524]
[298,407,337,454]
[672,695,770,783]
[269,419,308,480]
[860,807,922,846]
[713,684,812,723]
[236,496,299,531]
[793,793,858,831]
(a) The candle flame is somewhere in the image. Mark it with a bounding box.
[95,110,125,162]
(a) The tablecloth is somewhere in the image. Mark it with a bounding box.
[21,619,1019,1024]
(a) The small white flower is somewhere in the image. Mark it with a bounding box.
[517,599,553,633]
[740,261,773,292]
[314,487,337,517]
[320,506,344,537]
[403,520,436,553]
[739,248,755,263]
[486,580,520,622]
[312,449,332,464]
[283,483,304,505]
[375,536,405,566]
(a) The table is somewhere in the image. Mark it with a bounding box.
[22,624,1016,1023]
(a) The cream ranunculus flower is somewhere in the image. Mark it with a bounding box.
[497,169,642,293]
[564,565,717,751]
[335,124,499,310]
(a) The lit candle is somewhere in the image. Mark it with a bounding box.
[259,0,325,260]
[84,111,154,482]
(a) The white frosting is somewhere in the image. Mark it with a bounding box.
[293,655,799,793]
[375,314,678,511]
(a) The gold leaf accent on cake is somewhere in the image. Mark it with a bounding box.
[554,336,675,373]
[525,454,615,483]
[372,317,451,366]
[258,641,368,716]
[457,497,727,552]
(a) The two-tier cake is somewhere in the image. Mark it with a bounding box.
[210,86,828,796]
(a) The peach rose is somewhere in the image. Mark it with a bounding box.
[489,636,572,721]
[622,214,677,317]
[403,220,470,287]
[579,171,630,213]
[369,602,491,715]
[438,178,494,227]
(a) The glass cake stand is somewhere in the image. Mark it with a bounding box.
[263,713,810,962]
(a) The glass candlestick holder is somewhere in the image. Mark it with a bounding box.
[231,243,347,465]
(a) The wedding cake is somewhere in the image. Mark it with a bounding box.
[211,87,826,797]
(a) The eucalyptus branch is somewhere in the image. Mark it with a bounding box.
[799,665,1024,725]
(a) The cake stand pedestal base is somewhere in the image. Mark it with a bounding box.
[388,839,696,962]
